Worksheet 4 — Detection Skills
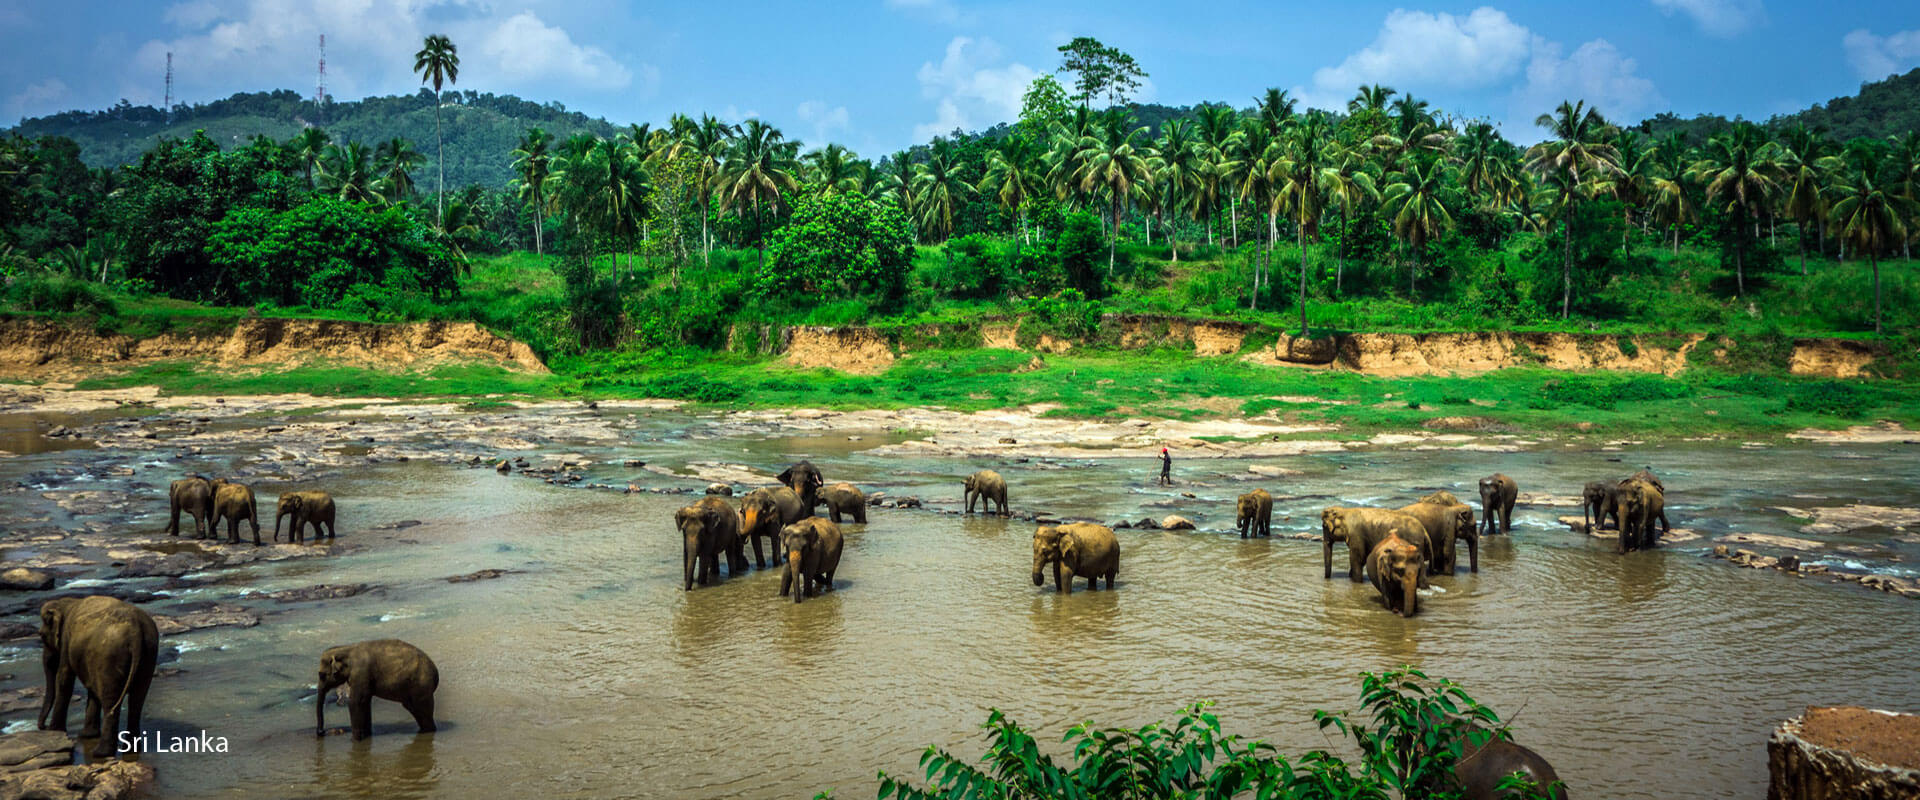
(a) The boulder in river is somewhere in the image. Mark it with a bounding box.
[262,584,374,603]
[0,568,54,592]
[705,483,732,496]
[447,569,516,583]
[1161,515,1195,531]
[0,730,156,800]
[1768,706,1920,799]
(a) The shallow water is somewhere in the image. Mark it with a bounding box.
[2,405,1918,799]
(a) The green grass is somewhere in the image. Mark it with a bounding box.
[71,361,561,398]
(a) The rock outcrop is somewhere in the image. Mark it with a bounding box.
[1769,706,1920,799]
[0,318,546,378]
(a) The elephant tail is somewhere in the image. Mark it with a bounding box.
[106,646,143,727]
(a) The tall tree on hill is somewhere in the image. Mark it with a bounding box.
[510,127,553,255]
[1525,100,1619,318]
[1828,143,1915,334]
[412,34,459,229]
[1777,125,1835,273]
[1272,112,1335,333]
[1689,122,1783,297]
[1055,37,1147,108]
[717,118,798,269]
[981,133,1041,246]
[1072,112,1153,273]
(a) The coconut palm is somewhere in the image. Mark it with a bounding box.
[980,133,1042,245]
[318,141,378,204]
[1223,118,1278,304]
[509,127,554,255]
[1688,122,1784,297]
[1270,112,1338,333]
[291,127,331,189]
[1602,130,1657,251]
[717,118,799,267]
[911,140,975,243]
[1381,155,1458,298]
[1524,100,1619,318]
[1071,112,1154,272]
[1255,88,1296,136]
[1193,104,1244,248]
[803,143,863,197]
[412,34,459,228]
[1451,122,1515,210]
[1778,125,1835,273]
[1828,143,1916,333]
[374,137,424,204]
[1889,130,1920,259]
[1349,84,1397,115]
[1152,119,1205,261]
[1324,140,1381,293]
[668,114,737,262]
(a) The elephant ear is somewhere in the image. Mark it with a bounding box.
[1059,534,1078,561]
[776,467,795,486]
[38,602,67,649]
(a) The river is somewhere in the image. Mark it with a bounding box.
[0,398,1917,798]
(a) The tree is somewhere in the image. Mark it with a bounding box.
[1255,88,1296,136]
[1152,119,1204,262]
[912,139,975,243]
[1524,100,1619,318]
[1071,111,1153,273]
[1889,130,1920,259]
[412,34,460,229]
[1017,75,1072,135]
[1325,140,1381,294]
[1272,113,1336,333]
[1224,118,1278,306]
[291,127,331,189]
[1828,143,1916,333]
[1603,130,1656,252]
[1778,125,1835,273]
[760,191,914,303]
[1054,37,1148,107]
[716,118,798,268]
[1350,84,1397,115]
[1689,122,1783,296]
[802,144,863,197]
[509,127,553,255]
[319,141,378,204]
[373,137,423,203]
[1193,105,1242,248]
[668,113,738,263]
[980,133,1041,246]
[1382,156,1458,298]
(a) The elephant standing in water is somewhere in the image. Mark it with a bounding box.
[1031,523,1119,594]
[817,482,868,524]
[776,461,825,514]
[1236,489,1273,539]
[166,476,214,538]
[964,470,1009,516]
[1368,529,1426,617]
[677,496,745,590]
[1478,474,1518,536]
[38,596,159,757]
[1614,478,1669,553]
[1582,481,1622,532]
[275,490,337,543]
[1399,497,1477,575]
[779,518,844,604]
[210,478,262,545]
[316,639,439,740]
[740,486,807,568]
[1321,507,1433,585]
[1454,734,1567,799]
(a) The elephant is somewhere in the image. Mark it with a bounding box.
[1031,523,1120,594]
[816,482,868,524]
[1455,734,1568,799]
[740,486,807,568]
[776,460,826,514]
[209,478,262,546]
[1478,474,1518,537]
[1236,489,1273,539]
[1321,507,1433,586]
[1629,468,1665,493]
[165,476,214,538]
[1399,498,1478,575]
[964,470,1009,516]
[1582,481,1622,532]
[778,518,844,604]
[1422,490,1462,506]
[1614,478,1669,553]
[315,639,439,741]
[37,596,159,758]
[677,496,745,591]
[275,490,337,543]
[1368,529,1426,617]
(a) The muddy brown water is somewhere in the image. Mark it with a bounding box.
[1,407,1918,799]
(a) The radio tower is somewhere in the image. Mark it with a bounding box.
[164,52,174,123]
[314,34,327,124]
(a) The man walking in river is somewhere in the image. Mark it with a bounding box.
[1159,447,1172,486]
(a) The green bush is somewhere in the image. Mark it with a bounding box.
[2,274,117,315]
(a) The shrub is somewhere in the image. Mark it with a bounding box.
[2,274,117,315]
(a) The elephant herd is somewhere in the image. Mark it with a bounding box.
[677,460,852,603]
[34,476,435,759]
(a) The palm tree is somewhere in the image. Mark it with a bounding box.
[1152,119,1206,262]
[318,141,377,204]
[1689,122,1783,297]
[1193,104,1243,248]
[412,34,459,228]
[1452,122,1515,210]
[1349,84,1397,115]
[912,139,975,243]
[980,133,1041,245]
[1828,143,1916,333]
[1888,130,1920,260]
[1324,140,1380,293]
[291,127,331,189]
[550,132,605,266]
[877,152,916,216]
[374,137,424,203]
[1072,113,1155,272]
[1382,155,1458,298]
[668,114,737,263]
[803,143,863,196]
[1778,125,1835,273]
[1223,119,1278,304]
[1603,130,1657,252]
[1524,100,1619,318]
[717,118,799,268]
[1271,113,1337,333]
[510,127,554,255]
[1255,88,1295,136]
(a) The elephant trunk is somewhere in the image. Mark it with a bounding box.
[36,647,56,730]
[789,549,806,602]
[683,531,699,591]
[742,507,760,538]
[1401,571,1419,617]
[274,509,286,542]
[1323,538,1334,580]
[315,674,337,735]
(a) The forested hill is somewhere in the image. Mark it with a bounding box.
[6,89,621,189]
[1638,67,1920,143]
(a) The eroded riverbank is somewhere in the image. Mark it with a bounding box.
[1,388,1918,798]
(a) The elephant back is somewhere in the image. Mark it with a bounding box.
[1059,523,1119,570]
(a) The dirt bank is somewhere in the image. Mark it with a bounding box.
[782,326,896,374]
[0,317,547,378]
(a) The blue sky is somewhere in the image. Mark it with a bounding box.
[4,1,1919,151]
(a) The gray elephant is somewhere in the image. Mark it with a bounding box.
[1368,529,1426,617]
[677,496,745,590]
[1614,478,1669,553]
[1455,734,1567,799]
[1321,507,1433,586]
[1582,481,1621,532]
[816,482,868,524]
[316,639,439,740]
[38,596,160,757]
[1399,498,1477,575]
[779,518,844,604]
[1031,523,1119,594]
[1478,474,1518,536]
[166,476,214,538]
[964,470,1009,516]
[209,478,262,546]
[740,486,807,568]
[1237,489,1273,539]
[776,461,826,514]
[275,490,337,543]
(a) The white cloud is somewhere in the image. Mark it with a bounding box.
[1509,38,1663,139]
[1297,7,1532,109]
[884,0,966,25]
[1843,28,1920,81]
[6,79,69,122]
[721,104,760,123]
[477,11,635,92]
[912,36,1036,140]
[795,100,851,146]
[1649,0,1765,38]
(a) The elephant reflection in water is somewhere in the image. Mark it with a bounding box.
[311,733,438,799]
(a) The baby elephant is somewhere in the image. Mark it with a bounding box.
[1582,480,1621,532]
[275,490,337,543]
[779,518,844,604]
[1478,473,1517,537]
[964,469,1009,516]
[1031,523,1120,594]
[1368,529,1426,617]
[1237,489,1273,539]
[316,639,439,740]
[210,478,262,546]
[817,482,868,524]
[166,476,215,538]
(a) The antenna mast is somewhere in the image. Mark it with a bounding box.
[164,52,174,123]
[315,34,327,124]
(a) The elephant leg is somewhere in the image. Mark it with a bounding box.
[403,695,436,733]
[1467,534,1479,573]
[125,676,149,751]
[250,514,262,546]
[324,519,336,540]
[349,693,374,741]
[45,669,74,732]
[93,693,122,757]
[227,515,240,545]
[750,535,766,570]
[167,504,181,536]
[1349,547,1366,583]
[1502,503,1513,533]
[854,506,866,524]
[81,692,102,739]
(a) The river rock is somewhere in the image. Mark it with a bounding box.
[0,623,36,642]
[1161,515,1195,531]
[1135,517,1162,530]
[0,759,155,800]
[1246,465,1303,479]
[0,569,53,592]
[1769,706,1920,799]
[262,584,373,603]
[705,483,732,496]
[370,520,421,530]
[114,552,215,579]
[154,604,260,636]
[446,569,515,583]
[0,731,72,774]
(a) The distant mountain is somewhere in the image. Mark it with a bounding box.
[1636,67,1920,143]
[6,89,621,189]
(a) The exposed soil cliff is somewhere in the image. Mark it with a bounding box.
[0,317,547,377]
